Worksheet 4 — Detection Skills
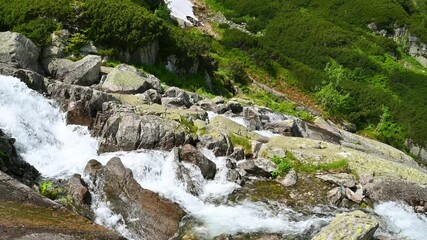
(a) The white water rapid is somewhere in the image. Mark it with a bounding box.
[10,76,425,239]
[166,0,198,23]
[374,202,427,240]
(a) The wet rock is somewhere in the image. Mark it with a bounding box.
[226,169,242,184]
[0,31,40,72]
[364,178,427,206]
[83,159,104,181]
[227,101,243,114]
[45,55,102,86]
[229,147,245,160]
[179,144,217,179]
[242,107,263,130]
[46,80,115,126]
[278,169,298,187]
[101,64,161,94]
[0,64,47,93]
[0,172,121,240]
[198,132,233,157]
[345,187,364,203]
[95,112,186,152]
[316,173,357,188]
[327,186,345,205]
[66,174,90,204]
[237,160,271,178]
[312,210,379,240]
[0,129,39,186]
[99,157,184,239]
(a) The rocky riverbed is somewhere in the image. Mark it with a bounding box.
[1,31,427,239]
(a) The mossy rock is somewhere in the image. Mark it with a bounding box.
[209,116,265,141]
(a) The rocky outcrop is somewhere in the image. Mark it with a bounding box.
[0,63,47,93]
[46,80,115,126]
[101,64,161,94]
[0,171,121,240]
[117,41,159,65]
[179,144,216,179]
[0,129,39,186]
[41,29,70,59]
[85,158,184,240]
[0,31,40,73]
[312,210,379,240]
[93,111,186,153]
[44,55,102,86]
[162,87,203,108]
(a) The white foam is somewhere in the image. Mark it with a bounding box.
[374,201,427,240]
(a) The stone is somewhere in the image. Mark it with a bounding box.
[101,64,161,94]
[94,112,186,153]
[91,157,184,239]
[117,41,159,65]
[229,147,245,160]
[41,29,70,58]
[327,187,345,205]
[0,129,39,186]
[0,64,47,93]
[197,99,217,111]
[67,174,90,204]
[140,89,161,104]
[236,160,271,178]
[198,132,233,157]
[0,172,121,240]
[242,107,263,130]
[0,31,40,72]
[162,87,200,108]
[212,96,225,104]
[264,120,295,136]
[312,210,379,240]
[83,159,104,181]
[227,101,243,114]
[279,169,298,187]
[46,55,102,86]
[316,173,357,188]
[179,144,217,179]
[345,187,364,203]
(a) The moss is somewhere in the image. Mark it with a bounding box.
[39,181,62,200]
[180,117,198,134]
[229,133,252,154]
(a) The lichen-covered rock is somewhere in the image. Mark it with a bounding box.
[88,157,184,240]
[179,144,217,179]
[0,31,40,72]
[312,210,379,240]
[66,174,90,204]
[316,173,357,188]
[45,55,102,86]
[198,131,233,157]
[101,64,160,94]
[278,169,298,187]
[209,116,264,141]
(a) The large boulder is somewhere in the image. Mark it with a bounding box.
[0,171,121,240]
[0,63,46,93]
[312,210,379,240]
[198,132,233,157]
[0,129,39,186]
[46,80,115,126]
[41,29,70,58]
[93,111,186,153]
[179,144,216,179]
[0,31,40,72]
[101,64,161,94]
[45,55,102,86]
[85,158,184,240]
[162,87,202,108]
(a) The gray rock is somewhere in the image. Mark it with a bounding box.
[242,107,263,130]
[140,89,161,104]
[101,64,161,93]
[212,96,225,104]
[0,64,46,93]
[162,87,198,108]
[316,173,357,188]
[67,174,90,204]
[95,112,186,153]
[229,147,245,160]
[84,159,104,180]
[197,99,217,111]
[92,157,184,240]
[227,101,243,114]
[117,41,158,65]
[0,129,39,186]
[46,55,102,86]
[279,169,298,187]
[198,132,233,157]
[41,29,70,58]
[327,187,345,205]
[236,160,271,178]
[264,120,295,136]
[345,187,364,203]
[226,169,242,184]
[0,31,40,72]
[179,144,217,179]
[312,210,379,240]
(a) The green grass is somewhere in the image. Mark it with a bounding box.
[271,152,349,178]
[229,133,252,154]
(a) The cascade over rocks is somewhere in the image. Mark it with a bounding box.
[101,64,161,94]
[44,55,102,86]
[0,63,47,93]
[0,31,41,73]
[0,129,39,186]
[179,144,217,179]
[85,157,184,240]
[46,80,115,126]
[312,210,379,240]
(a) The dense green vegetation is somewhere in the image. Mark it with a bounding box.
[1,0,426,149]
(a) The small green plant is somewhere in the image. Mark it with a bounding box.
[65,33,89,55]
[271,152,298,177]
[39,181,61,200]
[229,134,252,154]
[180,117,198,134]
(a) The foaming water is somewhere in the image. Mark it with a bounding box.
[374,202,427,240]
[0,76,330,238]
